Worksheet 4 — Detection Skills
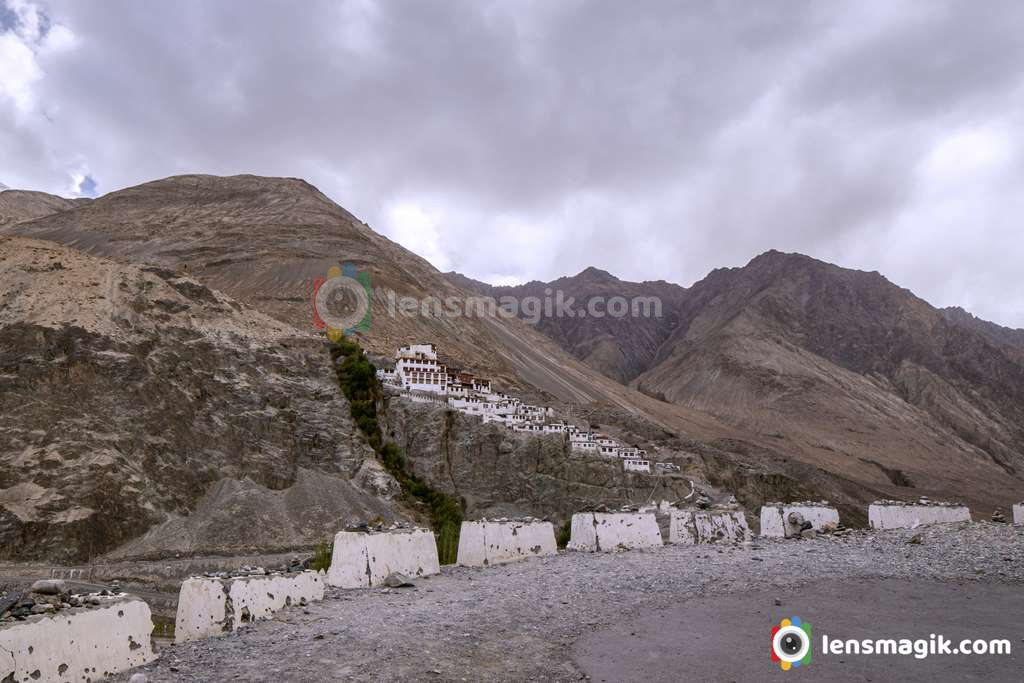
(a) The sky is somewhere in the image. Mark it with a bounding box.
[2,0,1023,328]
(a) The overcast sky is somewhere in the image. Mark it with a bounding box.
[2,0,1023,327]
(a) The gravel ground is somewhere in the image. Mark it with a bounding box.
[575,579,1024,681]
[114,523,1024,682]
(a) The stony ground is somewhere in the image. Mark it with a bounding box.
[114,523,1024,682]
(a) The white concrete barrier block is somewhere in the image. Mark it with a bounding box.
[1014,503,1023,526]
[327,528,440,588]
[175,570,324,643]
[566,513,663,552]
[1,596,156,681]
[760,503,840,538]
[456,520,557,567]
[669,509,750,544]
[867,501,971,530]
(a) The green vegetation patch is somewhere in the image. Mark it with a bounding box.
[331,338,464,564]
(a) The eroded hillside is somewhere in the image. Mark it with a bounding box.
[0,237,400,562]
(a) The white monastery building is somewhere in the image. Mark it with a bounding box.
[377,343,664,476]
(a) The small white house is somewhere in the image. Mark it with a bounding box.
[624,459,651,473]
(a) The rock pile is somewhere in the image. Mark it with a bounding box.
[0,580,129,623]
[199,555,318,579]
[821,522,853,538]
[763,499,832,508]
[471,516,547,523]
[760,502,841,539]
[345,520,417,532]
[872,496,963,508]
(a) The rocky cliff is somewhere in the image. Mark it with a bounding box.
[380,397,698,524]
[0,237,401,562]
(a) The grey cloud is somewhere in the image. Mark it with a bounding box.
[795,0,1024,120]
[2,0,1023,327]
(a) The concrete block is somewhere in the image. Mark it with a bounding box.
[868,501,970,530]
[760,503,840,538]
[566,512,663,552]
[456,520,557,567]
[1014,503,1023,526]
[327,528,440,588]
[669,509,751,544]
[1,596,156,681]
[175,570,324,643]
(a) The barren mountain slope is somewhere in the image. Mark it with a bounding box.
[444,268,688,383]
[4,175,681,410]
[0,237,399,562]
[632,251,1024,509]
[942,306,1024,358]
[0,189,84,228]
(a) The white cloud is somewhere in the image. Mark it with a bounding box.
[0,31,42,116]
[383,201,451,272]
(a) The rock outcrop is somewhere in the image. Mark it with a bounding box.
[381,398,697,523]
[0,238,400,562]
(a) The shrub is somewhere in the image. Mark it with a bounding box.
[435,521,460,565]
[556,519,572,549]
[331,338,464,563]
[309,540,333,572]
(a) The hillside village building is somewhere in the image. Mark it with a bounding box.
[377,343,660,475]
[623,459,652,473]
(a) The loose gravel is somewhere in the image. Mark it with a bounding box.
[114,522,1024,682]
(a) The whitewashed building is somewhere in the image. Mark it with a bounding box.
[380,343,593,447]
[624,459,651,473]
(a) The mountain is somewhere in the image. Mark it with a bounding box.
[0,189,86,228]
[3,175,673,409]
[447,253,1024,514]
[0,236,399,562]
[633,251,1024,476]
[941,306,1024,356]
[4,174,1021,543]
[443,268,688,383]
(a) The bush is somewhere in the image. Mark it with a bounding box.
[309,540,333,572]
[435,521,460,565]
[331,338,464,563]
[556,519,572,549]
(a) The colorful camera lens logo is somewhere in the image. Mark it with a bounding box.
[312,263,371,340]
[771,616,812,671]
